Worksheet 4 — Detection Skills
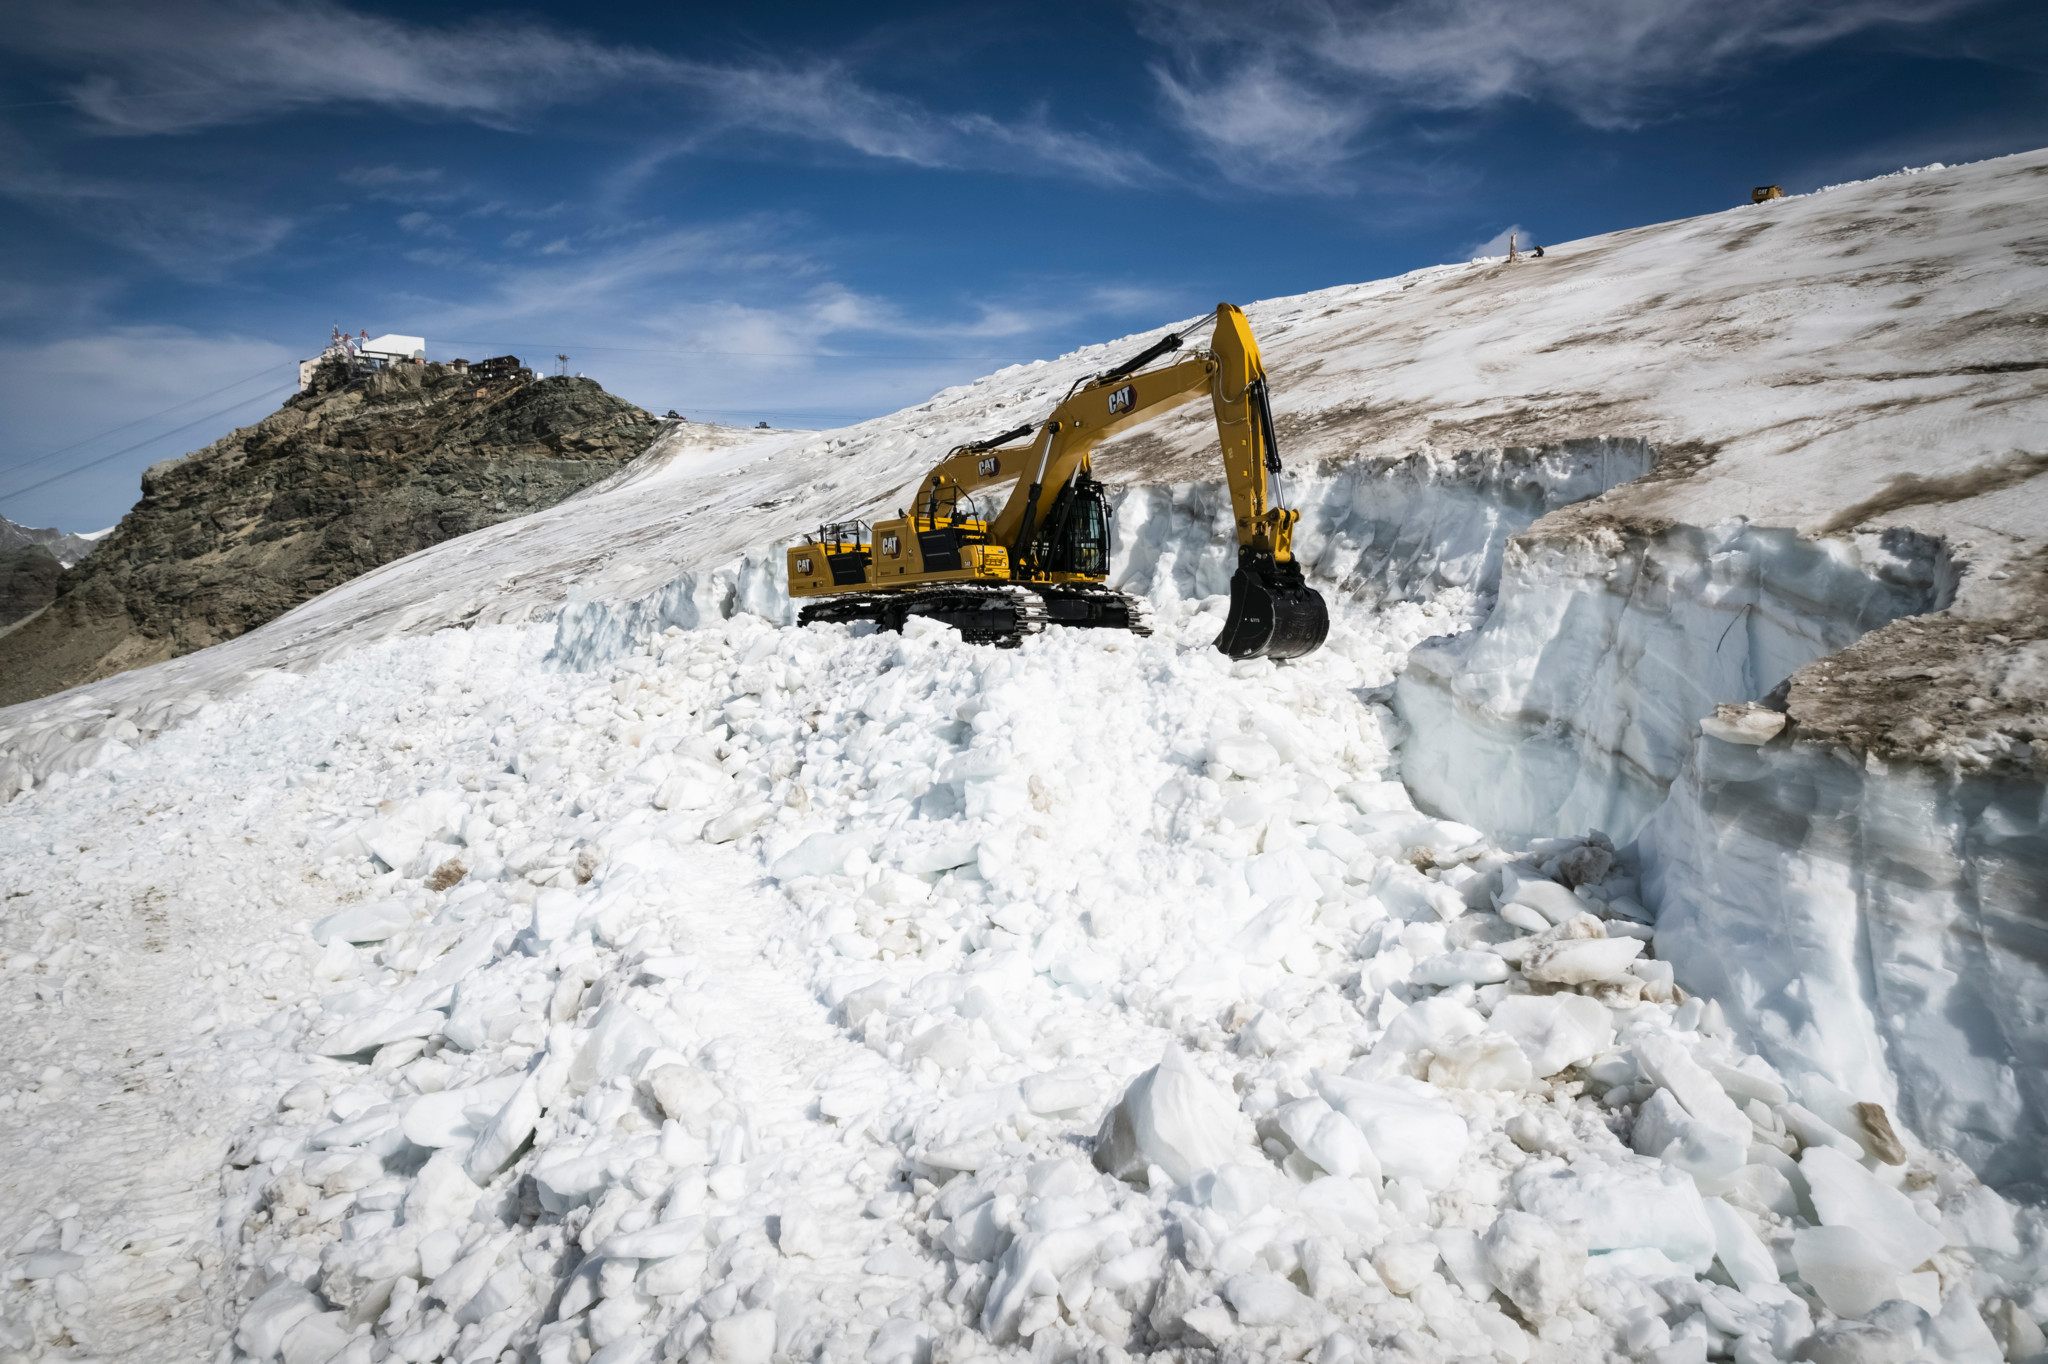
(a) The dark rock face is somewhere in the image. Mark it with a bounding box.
[0,360,662,705]
[0,546,62,628]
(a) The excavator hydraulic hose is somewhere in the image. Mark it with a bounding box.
[1097,332,1184,383]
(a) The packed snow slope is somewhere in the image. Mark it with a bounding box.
[0,152,2044,1364]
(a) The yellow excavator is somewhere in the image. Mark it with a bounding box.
[786,302,1328,660]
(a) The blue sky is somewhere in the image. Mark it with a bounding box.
[1,0,2044,532]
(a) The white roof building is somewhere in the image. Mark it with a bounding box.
[360,334,427,362]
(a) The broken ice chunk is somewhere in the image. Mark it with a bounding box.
[768,832,870,880]
[1092,1046,1253,1186]
[1357,995,1484,1078]
[311,897,415,945]
[1316,1074,1468,1188]
[1211,734,1280,779]
[1632,1088,1747,1182]
[1487,994,1615,1077]
[1222,1270,1316,1326]
[1701,1195,1778,1294]
[1521,934,1643,985]
[1504,880,1582,926]
[1482,1210,1585,1321]
[1632,1034,1749,1140]
[1274,1097,1381,1183]
[1799,1146,1943,1273]
[1513,1160,1717,1271]
[1699,703,1786,746]
[1427,1033,1535,1091]
[704,802,775,843]
[234,1282,322,1361]
[400,1075,523,1148]
[1410,949,1509,988]
[568,1001,662,1094]
[1791,1224,1903,1318]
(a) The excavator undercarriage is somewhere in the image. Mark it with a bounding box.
[787,303,1327,660]
[797,582,1147,649]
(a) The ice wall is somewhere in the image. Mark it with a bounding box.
[1394,520,1951,843]
[1644,737,2048,1193]
[1383,500,2048,1194]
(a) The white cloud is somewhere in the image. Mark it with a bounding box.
[0,0,1154,185]
[1138,0,1978,186]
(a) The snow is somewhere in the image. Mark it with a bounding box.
[5,592,2042,1363]
[0,152,2045,1362]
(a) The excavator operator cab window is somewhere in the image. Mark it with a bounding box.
[1034,474,1112,577]
[922,478,986,533]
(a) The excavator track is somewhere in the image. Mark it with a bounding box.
[1027,585,1152,637]
[797,584,1156,648]
[799,586,1049,648]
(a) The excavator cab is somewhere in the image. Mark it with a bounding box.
[1032,474,1112,578]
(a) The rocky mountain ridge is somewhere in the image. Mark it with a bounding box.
[0,358,663,705]
[0,515,105,568]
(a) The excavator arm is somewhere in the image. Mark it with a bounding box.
[920,303,1326,659]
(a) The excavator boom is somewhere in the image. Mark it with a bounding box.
[788,304,1327,660]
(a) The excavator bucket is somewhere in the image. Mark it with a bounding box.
[1214,562,1329,661]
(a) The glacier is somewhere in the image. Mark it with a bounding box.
[0,150,2044,1362]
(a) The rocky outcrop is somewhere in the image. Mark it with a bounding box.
[0,546,63,629]
[0,360,662,705]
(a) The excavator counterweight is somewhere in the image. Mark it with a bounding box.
[788,303,1327,660]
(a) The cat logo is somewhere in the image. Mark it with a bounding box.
[977,455,1001,477]
[882,533,902,558]
[795,555,814,576]
[1107,384,1136,415]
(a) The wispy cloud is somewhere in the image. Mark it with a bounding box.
[1138,0,1979,187]
[365,214,1194,439]
[0,141,294,277]
[0,0,1155,185]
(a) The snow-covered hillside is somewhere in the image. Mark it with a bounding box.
[0,152,2044,1364]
